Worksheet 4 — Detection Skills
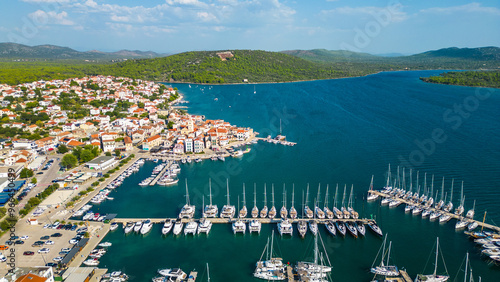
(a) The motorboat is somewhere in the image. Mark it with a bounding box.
[157,268,187,280]
[109,222,119,231]
[173,220,183,235]
[162,219,174,235]
[140,219,153,235]
[133,221,143,233]
[124,222,134,234]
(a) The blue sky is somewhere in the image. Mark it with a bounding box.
[1,0,499,54]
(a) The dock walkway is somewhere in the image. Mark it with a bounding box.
[111,217,375,224]
[149,161,172,186]
[368,190,500,233]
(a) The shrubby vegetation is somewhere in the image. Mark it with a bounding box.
[420,71,500,88]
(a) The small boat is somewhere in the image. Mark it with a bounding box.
[467,221,479,231]
[83,258,99,266]
[356,222,366,236]
[124,222,134,234]
[133,221,143,233]
[109,222,119,231]
[249,219,262,234]
[157,268,187,280]
[98,242,112,247]
[308,220,318,236]
[140,219,153,235]
[162,219,174,235]
[335,221,347,237]
[346,221,358,238]
[456,218,470,230]
[367,221,383,237]
[173,220,183,235]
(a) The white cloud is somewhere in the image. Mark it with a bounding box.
[21,0,70,3]
[84,0,98,8]
[166,0,207,7]
[321,4,408,23]
[28,10,75,25]
[197,12,217,22]
[420,3,500,16]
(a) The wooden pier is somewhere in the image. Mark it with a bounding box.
[149,161,173,186]
[399,270,412,282]
[111,217,375,225]
[368,190,500,233]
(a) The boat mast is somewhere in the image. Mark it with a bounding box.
[424,173,427,198]
[242,183,246,208]
[386,164,391,188]
[254,184,257,209]
[349,184,354,209]
[409,170,412,192]
[316,184,321,208]
[464,252,469,282]
[209,178,213,206]
[342,185,346,208]
[324,184,329,209]
[386,241,392,267]
[301,189,305,218]
[185,179,190,206]
[334,184,338,208]
[460,181,465,207]
[369,175,374,191]
[430,174,434,199]
[441,177,445,202]
[264,184,267,206]
[305,184,310,207]
[270,230,274,260]
[283,184,286,209]
[271,184,275,208]
[434,238,439,276]
[481,211,487,232]
[450,179,454,203]
[291,184,295,208]
[314,230,318,264]
[207,263,210,282]
[226,179,230,206]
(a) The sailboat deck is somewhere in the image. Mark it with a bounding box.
[368,190,500,233]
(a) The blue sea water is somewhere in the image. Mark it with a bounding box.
[97,71,500,281]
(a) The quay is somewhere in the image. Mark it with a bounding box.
[368,190,500,233]
[399,270,412,282]
[149,160,173,186]
[111,217,376,224]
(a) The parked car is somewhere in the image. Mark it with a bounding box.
[0,245,8,250]
[61,247,71,253]
[45,262,57,267]
[40,236,50,240]
[20,235,29,240]
[32,241,44,247]
[51,233,62,237]
[38,248,50,254]
[53,256,63,262]
[71,225,77,231]
[14,240,24,245]
[0,254,6,262]
[23,251,34,256]
[45,241,55,245]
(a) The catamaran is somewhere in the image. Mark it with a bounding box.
[253,231,286,281]
[204,179,218,218]
[220,179,235,219]
[280,184,287,219]
[415,237,450,282]
[197,218,212,234]
[260,184,269,218]
[370,235,400,277]
[249,218,262,234]
[268,184,277,219]
[289,184,298,219]
[184,220,198,235]
[252,184,259,218]
[179,180,195,219]
[278,218,293,236]
[232,218,246,234]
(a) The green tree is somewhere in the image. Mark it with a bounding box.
[114,149,121,158]
[61,153,78,169]
[31,177,37,184]
[79,149,94,163]
[20,168,34,178]
[57,144,69,154]
[105,152,111,157]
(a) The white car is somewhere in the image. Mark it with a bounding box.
[38,248,50,254]
[45,241,55,245]
[61,248,71,252]
[0,253,6,262]
[20,235,29,240]
[53,256,63,262]
[43,224,51,229]
[69,239,79,244]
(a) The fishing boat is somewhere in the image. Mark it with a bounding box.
[268,184,277,219]
[325,221,336,236]
[289,185,298,219]
[124,222,134,234]
[253,231,286,281]
[278,218,293,236]
[370,235,400,277]
[220,180,235,218]
[162,219,174,235]
[184,220,198,235]
[249,219,262,234]
[239,184,248,218]
[367,175,379,202]
[179,181,195,219]
[204,179,218,218]
[173,219,183,235]
[415,237,450,282]
[260,184,268,218]
[367,221,383,237]
[197,218,212,234]
[140,219,153,235]
[252,184,259,218]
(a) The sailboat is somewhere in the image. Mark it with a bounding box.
[444,179,454,212]
[309,202,318,236]
[179,180,195,219]
[304,184,314,219]
[253,85,256,94]
[280,184,287,219]
[455,181,465,216]
[268,184,277,219]
[367,175,379,201]
[239,184,248,218]
[466,200,475,219]
[252,183,259,218]
[260,184,268,218]
[332,184,343,219]
[435,177,445,210]
[289,184,298,219]
[315,184,325,219]
[220,179,235,218]
[323,184,334,219]
[415,237,449,282]
[370,235,399,277]
[298,190,308,238]
[295,232,332,281]
[204,179,218,218]
[347,184,359,219]
[253,230,286,280]
[341,185,350,219]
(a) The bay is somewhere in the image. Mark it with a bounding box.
[97,71,500,281]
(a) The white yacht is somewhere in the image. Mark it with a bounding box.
[249,219,262,234]
[268,184,277,219]
[370,236,399,277]
[109,222,119,231]
[260,184,268,218]
[124,222,134,234]
[295,234,332,281]
[133,221,143,233]
[162,219,174,235]
[184,221,198,235]
[298,220,307,238]
[278,218,293,236]
[173,220,183,235]
[83,258,99,266]
[232,219,246,234]
[157,268,187,280]
[204,179,218,218]
[239,184,248,218]
[367,175,379,201]
[308,220,318,236]
[179,181,195,219]
[197,218,212,234]
[280,185,287,219]
[220,180,235,219]
[289,185,298,219]
[252,184,259,218]
[304,185,314,219]
[140,219,153,235]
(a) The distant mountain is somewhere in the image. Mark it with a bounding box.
[0,43,166,59]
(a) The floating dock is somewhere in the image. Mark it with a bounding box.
[149,161,173,186]
[111,217,375,224]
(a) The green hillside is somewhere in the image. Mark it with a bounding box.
[420,70,500,88]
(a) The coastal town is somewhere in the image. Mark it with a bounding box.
[0,76,261,281]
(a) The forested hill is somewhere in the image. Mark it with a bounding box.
[420,71,500,88]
